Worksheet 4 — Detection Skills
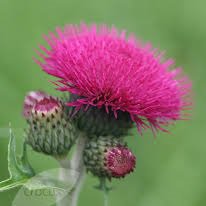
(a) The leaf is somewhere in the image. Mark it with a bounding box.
[0,126,35,192]
[17,142,35,177]
[0,178,28,192]
[25,176,67,192]
[0,126,72,194]
[0,126,74,195]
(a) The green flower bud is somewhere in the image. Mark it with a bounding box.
[83,136,136,180]
[23,91,77,157]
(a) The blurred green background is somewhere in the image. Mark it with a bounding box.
[0,0,205,206]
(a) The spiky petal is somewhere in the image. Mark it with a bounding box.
[37,24,191,134]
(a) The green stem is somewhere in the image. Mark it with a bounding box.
[103,189,109,206]
[99,178,109,206]
[56,135,87,206]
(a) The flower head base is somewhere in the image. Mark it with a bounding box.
[83,136,136,179]
[67,94,133,137]
[23,91,77,157]
[37,24,191,134]
[105,146,136,178]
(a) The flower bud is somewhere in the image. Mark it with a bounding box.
[23,91,77,157]
[83,136,136,179]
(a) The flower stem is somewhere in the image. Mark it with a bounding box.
[57,135,87,206]
[99,178,109,206]
[103,190,109,206]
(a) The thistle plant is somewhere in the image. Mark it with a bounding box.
[0,23,191,206]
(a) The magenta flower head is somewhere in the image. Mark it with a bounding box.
[36,23,191,134]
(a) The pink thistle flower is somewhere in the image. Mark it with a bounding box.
[36,24,191,134]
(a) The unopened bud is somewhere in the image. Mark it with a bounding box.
[83,136,136,179]
[23,91,77,157]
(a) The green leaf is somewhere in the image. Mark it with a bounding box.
[7,126,24,179]
[0,126,35,192]
[17,142,35,177]
[0,178,28,192]
[25,176,68,192]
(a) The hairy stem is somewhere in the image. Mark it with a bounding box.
[57,135,87,206]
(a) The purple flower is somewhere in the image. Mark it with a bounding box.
[36,24,191,134]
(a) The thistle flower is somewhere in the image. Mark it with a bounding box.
[36,24,191,134]
[83,136,136,179]
[23,91,77,157]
